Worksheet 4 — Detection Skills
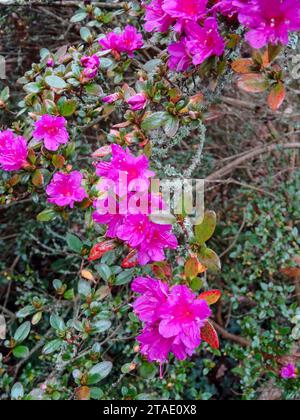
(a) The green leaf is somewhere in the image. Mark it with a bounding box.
[42,339,63,355]
[45,75,67,90]
[78,279,91,297]
[115,269,134,286]
[11,383,24,400]
[71,11,88,22]
[37,209,57,222]
[58,98,77,117]
[13,345,29,359]
[87,361,113,385]
[90,387,104,400]
[16,305,35,319]
[85,83,103,96]
[32,311,43,326]
[14,321,31,343]
[139,362,157,379]
[50,314,65,331]
[141,112,168,131]
[164,116,179,138]
[24,82,41,94]
[195,211,217,245]
[0,86,10,102]
[66,233,83,253]
[95,264,112,282]
[80,27,92,42]
[199,247,221,273]
[92,320,112,334]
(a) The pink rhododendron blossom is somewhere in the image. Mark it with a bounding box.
[93,144,177,265]
[119,25,144,57]
[99,26,144,57]
[99,32,121,51]
[46,58,55,67]
[186,19,225,65]
[213,0,248,16]
[117,214,152,247]
[168,38,192,72]
[80,54,100,79]
[96,144,155,193]
[33,115,69,152]
[137,223,178,265]
[144,0,175,32]
[127,92,148,111]
[80,54,100,69]
[102,93,121,104]
[162,0,208,21]
[238,0,300,48]
[0,130,28,172]
[132,278,212,362]
[46,171,88,208]
[280,363,297,379]
[131,276,169,323]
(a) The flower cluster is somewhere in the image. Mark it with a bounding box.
[143,0,300,71]
[144,0,225,71]
[280,363,297,379]
[93,144,178,265]
[46,171,88,209]
[235,0,300,49]
[33,115,69,152]
[99,25,144,58]
[0,130,28,172]
[80,54,100,80]
[131,276,212,363]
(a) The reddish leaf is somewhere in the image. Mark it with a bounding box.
[91,145,112,158]
[185,256,207,279]
[75,386,91,401]
[152,261,172,280]
[88,240,116,262]
[121,249,138,269]
[199,290,221,306]
[232,58,254,74]
[237,73,269,93]
[201,321,220,350]
[268,83,286,111]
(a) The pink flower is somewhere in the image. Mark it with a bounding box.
[132,278,212,363]
[96,144,155,194]
[158,285,211,348]
[102,93,121,104]
[238,0,300,48]
[99,32,121,51]
[162,0,208,21]
[99,26,144,57]
[117,214,152,247]
[168,38,192,72]
[127,92,148,111]
[80,54,100,79]
[46,58,55,68]
[118,25,144,57]
[213,0,247,16]
[280,363,297,379]
[131,276,169,323]
[93,196,125,238]
[46,171,88,208]
[144,0,175,32]
[80,54,100,69]
[0,130,28,172]
[33,115,69,152]
[137,223,178,265]
[186,18,225,65]
[83,67,98,79]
